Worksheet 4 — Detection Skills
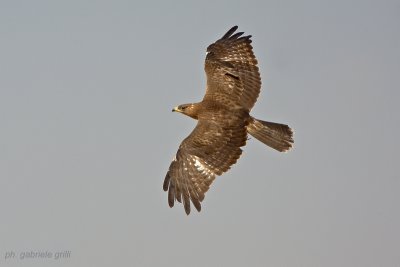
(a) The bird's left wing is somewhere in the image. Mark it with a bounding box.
[203,26,261,111]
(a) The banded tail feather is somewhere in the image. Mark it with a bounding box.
[247,117,294,152]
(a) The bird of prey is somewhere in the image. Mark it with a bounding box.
[163,26,294,215]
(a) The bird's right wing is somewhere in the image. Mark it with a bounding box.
[163,116,247,215]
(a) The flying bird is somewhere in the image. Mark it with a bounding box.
[163,26,294,215]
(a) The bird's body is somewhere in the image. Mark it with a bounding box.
[164,26,294,215]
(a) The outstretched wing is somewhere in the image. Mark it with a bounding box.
[204,26,261,111]
[163,112,248,215]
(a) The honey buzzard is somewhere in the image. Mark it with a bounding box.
[163,26,294,215]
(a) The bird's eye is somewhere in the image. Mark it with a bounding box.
[181,106,186,110]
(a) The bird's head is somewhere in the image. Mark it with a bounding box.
[172,103,199,119]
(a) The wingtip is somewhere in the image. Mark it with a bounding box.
[231,25,239,31]
[168,197,174,208]
[231,31,245,39]
[221,26,254,43]
[168,183,175,207]
[184,203,191,215]
[222,25,239,39]
[163,173,170,191]
[191,197,202,212]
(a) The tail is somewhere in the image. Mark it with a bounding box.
[247,117,294,152]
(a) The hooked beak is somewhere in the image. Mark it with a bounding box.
[172,106,180,112]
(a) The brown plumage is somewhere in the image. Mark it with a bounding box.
[163,26,294,215]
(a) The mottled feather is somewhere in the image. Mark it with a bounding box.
[164,26,293,215]
[204,26,261,110]
[164,112,248,214]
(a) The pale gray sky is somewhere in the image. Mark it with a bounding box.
[1,1,399,266]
